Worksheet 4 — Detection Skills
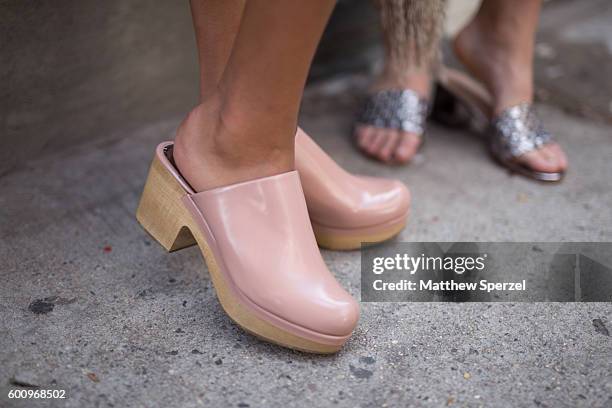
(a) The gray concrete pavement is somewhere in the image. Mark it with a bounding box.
[1,77,611,407]
[535,0,612,124]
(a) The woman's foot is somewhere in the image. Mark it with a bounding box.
[453,16,568,174]
[354,68,431,164]
[173,95,295,192]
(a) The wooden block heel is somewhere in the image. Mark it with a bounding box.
[136,155,196,252]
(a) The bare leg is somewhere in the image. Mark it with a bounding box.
[454,0,568,173]
[189,0,245,102]
[355,0,446,164]
[174,1,336,192]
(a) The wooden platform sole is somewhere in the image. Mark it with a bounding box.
[312,218,407,251]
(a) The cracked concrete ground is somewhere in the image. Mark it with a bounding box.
[1,84,611,407]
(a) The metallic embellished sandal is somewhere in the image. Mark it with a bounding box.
[356,89,429,159]
[490,103,562,182]
[433,66,565,182]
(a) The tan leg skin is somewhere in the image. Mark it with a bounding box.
[189,0,245,102]
[454,0,568,173]
[174,0,336,192]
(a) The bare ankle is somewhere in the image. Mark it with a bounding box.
[372,63,431,97]
[173,98,295,192]
[454,20,534,114]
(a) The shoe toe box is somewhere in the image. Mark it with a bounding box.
[355,176,411,226]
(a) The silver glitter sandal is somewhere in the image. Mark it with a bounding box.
[490,103,562,182]
[356,89,429,159]
[433,66,564,182]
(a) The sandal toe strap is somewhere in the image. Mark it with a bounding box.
[491,103,553,160]
[358,89,429,134]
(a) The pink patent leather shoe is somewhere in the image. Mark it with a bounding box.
[136,142,359,353]
[296,128,410,250]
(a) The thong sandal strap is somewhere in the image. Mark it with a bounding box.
[358,89,429,134]
[490,103,552,161]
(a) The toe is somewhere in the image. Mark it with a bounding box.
[518,144,565,173]
[393,132,421,163]
[367,129,388,155]
[376,129,401,162]
[357,125,385,157]
[548,143,568,170]
[355,125,374,151]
